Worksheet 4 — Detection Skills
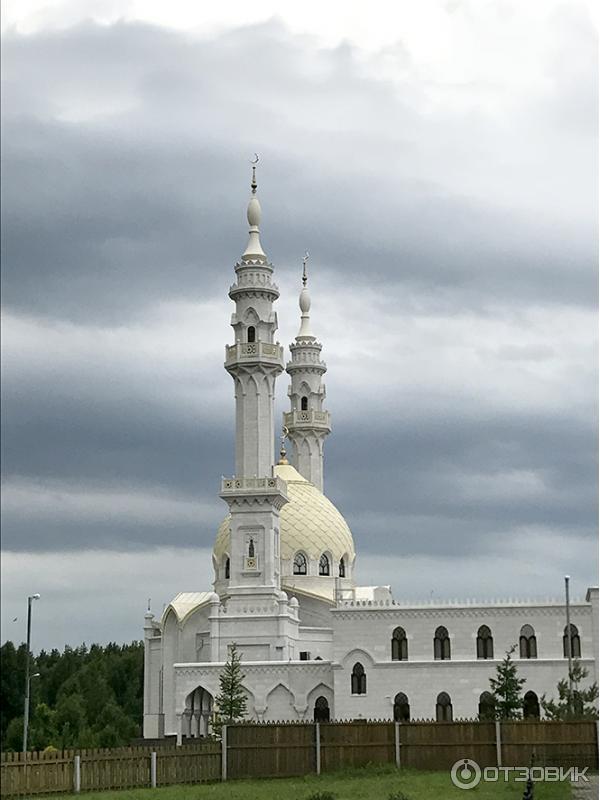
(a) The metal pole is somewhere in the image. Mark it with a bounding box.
[565,575,574,716]
[221,725,227,781]
[73,754,81,793]
[150,751,157,788]
[394,722,401,769]
[315,722,321,775]
[22,597,33,753]
[495,720,502,767]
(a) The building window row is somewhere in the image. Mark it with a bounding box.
[350,667,543,722]
[293,551,347,578]
[389,624,581,661]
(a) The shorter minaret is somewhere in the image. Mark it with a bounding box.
[284,255,331,492]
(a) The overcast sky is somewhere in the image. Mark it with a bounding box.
[1,0,598,651]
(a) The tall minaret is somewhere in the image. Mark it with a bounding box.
[220,162,289,603]
[284,255,331,491]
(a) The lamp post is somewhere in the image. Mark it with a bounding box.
[23,593,41,753]
[565,576,574,716]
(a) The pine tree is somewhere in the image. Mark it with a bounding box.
[213,644,247,736]
[489,644,526,719]
[541,661,599,720]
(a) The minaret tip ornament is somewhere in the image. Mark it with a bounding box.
[278,425,289,465]
[302,251,309,287]
[251,153,259,194]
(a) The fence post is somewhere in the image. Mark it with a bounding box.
[73,755,81,793]
[150,751,157,788]
[395,722,401,769]
[315,723,321,775]
[495,721,502,767]
[221,725,227,782]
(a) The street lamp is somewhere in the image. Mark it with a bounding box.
[23,594,41,753]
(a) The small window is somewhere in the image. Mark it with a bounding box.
[339,558,346,578]
[523,691,540,719]
[434,626,451,660]
[293,552,307,575]
[351,662,366,695]
[519,625,537,659]
[301,396,308,411]
[476,625,494,659]
[436,692,453,722]
[299,651,311,661]
[314,696,330,722]
[478,691,496,721]
[394,692,410,722]
[247,326,256,343]
[391,627,408,661]
[224,557,230,580]
[319,554,330,576]
[563,624,581,658]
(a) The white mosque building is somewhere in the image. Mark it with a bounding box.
[142,169,598,740]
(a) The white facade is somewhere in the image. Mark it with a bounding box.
[143,173,598,740]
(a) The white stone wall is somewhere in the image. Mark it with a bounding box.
[330,600,597,721]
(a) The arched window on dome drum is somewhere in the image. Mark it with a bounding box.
[478,691,496,721]
[391,627,408,661]
[224,557,230,580]
[436,692,453,722]
[293,552,307,575]
[351,662,366,695]
[523,690,540,719]
[338,558,346,578]
[563,624,581,658]
[247,326,256,343]
[476,625,493,659]
[301,396,308,411]
[519,625,537,659]
[434,626,451,660]
[319,554,330,576]
[314,696,330,722]
[394,692,410,722]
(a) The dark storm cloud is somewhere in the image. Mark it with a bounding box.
[1,15,597,602]
[1,19,597,324]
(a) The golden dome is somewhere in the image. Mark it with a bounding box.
[214,463,355,566]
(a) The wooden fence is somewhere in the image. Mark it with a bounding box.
[1,720,597,796]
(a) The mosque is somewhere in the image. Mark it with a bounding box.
[142,168,598,740]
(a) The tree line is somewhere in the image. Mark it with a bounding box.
[0,641,143,751]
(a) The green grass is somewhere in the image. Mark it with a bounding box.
[47,764,572,799]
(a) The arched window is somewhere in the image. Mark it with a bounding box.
[519,625,537,659]
[293,552,307,575]
[476,625,494,659]
[351,662,366,695]
[319,554,330,576]
[478,691,496,721]
[523,691,540,719]
[563,624,581,658]
[391,627,408,661]
[314,696,330,722]
[436,692,453,722]
[394,692,410,722]
[301,396,308,411]
[247,326,256,343]
[434,626,451,660]
[224,557,230,580]
[339,558,346,578]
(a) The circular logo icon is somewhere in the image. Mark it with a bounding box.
[451,759,482,790]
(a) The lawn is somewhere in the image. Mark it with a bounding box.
[47,765,572,799]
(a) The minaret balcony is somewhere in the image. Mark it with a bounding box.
[284,409,331,431]
[225,341,284,367]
